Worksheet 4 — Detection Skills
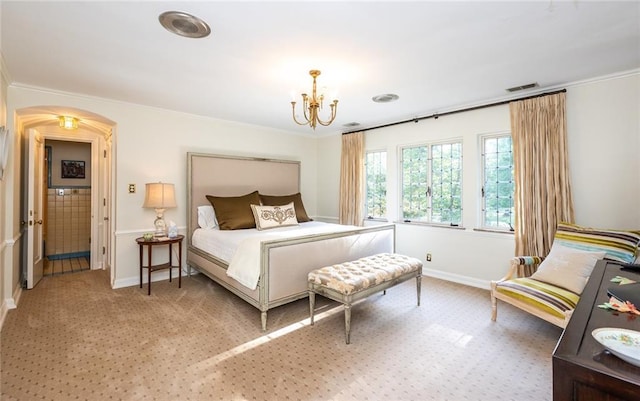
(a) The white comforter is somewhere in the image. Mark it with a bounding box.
[192,222,359,290]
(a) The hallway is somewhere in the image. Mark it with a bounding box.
[43,256,90,276]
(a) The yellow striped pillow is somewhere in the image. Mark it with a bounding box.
[554,222,640,264]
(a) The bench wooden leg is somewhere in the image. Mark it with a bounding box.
[309,290,316,325]
[344,304,352,344]
[261,311,267,332]
[416,274,422,306]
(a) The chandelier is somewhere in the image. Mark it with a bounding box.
[291,70,338,130]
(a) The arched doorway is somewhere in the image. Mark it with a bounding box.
[17,106,115,288]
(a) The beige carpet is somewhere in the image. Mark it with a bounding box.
[1,269,562,400]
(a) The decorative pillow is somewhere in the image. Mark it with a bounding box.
[531,244,606,295]
[197,205,217,229]
[553,222,640,263]
[206,191,261,230]
[250,202,298,230]
[259,193,312,222]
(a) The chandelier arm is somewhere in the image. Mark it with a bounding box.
[315,101,338,126]
[291,102,310,126]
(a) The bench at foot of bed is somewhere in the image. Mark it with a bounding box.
[307,253,422,344]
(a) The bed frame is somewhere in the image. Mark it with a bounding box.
[186,152,395,331]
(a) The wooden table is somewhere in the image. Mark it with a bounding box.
[553,260,640,400]
[136,235,183,295]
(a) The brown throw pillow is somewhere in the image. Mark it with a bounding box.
[206,190,261,230]
[259,192,312,222]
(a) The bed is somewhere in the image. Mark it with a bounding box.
[186,152,395,330]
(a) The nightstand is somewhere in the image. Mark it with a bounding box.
[136,235,184,295]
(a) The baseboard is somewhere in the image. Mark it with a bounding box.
[0,286,21,331]
[422,267,490,290]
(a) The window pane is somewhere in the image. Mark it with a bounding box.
[365,151,386,219]
[482,134,514,230]
[430,142,463,225]
[401,146,428,220]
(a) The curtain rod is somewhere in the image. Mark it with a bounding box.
[342,88,567,135]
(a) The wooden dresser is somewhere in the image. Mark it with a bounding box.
[553,260,640,400]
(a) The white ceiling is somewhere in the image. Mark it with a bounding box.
[2,1,639,136]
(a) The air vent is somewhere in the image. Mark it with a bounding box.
[372,93,399,103]
[506,82,539,93]
[343,122,361,128]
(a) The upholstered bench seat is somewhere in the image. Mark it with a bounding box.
[308,253,422,344]
[494,277,579,321]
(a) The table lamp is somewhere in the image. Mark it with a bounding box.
[143,182,177,237]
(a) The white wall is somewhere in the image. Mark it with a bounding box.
[7,86,319,289]
[316,72,640,287]
[0,50,13,327]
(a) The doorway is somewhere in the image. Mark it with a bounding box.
[18,107,114,290]
[42,140,92,276]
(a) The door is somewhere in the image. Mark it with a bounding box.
[27,128,45,288]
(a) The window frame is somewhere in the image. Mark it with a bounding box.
[479,131,515,232]
[398,138,463,227]
[364,149,388,221]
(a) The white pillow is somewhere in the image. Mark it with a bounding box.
[250,202,298,230]
[197,205,218,229]
[531,244,606,295]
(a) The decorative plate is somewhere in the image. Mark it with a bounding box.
[592,328,640,367]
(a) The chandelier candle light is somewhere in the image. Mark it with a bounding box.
[142,182,177,237]
[291,70,338,130]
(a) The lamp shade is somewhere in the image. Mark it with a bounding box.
[142,183,177,209]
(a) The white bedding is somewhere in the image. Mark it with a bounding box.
[192,221,360,290]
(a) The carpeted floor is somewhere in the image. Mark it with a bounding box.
[0,269,562,400]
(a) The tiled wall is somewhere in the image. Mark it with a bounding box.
[46,188,91,257]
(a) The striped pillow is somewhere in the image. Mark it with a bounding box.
[553,222,640,264]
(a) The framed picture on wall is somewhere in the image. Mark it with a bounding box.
[61,160,85,179]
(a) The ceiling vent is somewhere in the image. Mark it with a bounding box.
[159,11,211,39]
[506,82,539,93]
[343,122,361,128]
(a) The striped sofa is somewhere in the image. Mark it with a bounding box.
[491,223,640,328]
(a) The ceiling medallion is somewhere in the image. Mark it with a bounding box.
[159,11,211,39]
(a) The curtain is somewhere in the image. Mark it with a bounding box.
[510,92,574,259]
[339,132,364,226]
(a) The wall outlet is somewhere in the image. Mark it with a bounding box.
[426,253,432,262]
[128,184,136,193]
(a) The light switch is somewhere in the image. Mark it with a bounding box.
[128,184,136,193]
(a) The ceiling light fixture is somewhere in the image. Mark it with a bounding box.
[58,116,79,130]
[159,11,211,39]
[291,70,338,130]
[372,93,399,103]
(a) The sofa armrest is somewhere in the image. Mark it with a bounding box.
[509,256,545,278]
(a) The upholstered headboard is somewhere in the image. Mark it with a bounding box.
[186,152,301,243]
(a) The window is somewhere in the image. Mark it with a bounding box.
[401,141,462,225]
[481,134,514,231]
[365,150,386,219]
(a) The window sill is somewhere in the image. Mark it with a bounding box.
[473,228,514,235]
[394,221,465,230]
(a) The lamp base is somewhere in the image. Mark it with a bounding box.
[153,209,167,237]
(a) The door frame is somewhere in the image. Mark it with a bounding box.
[40,131,109,270]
